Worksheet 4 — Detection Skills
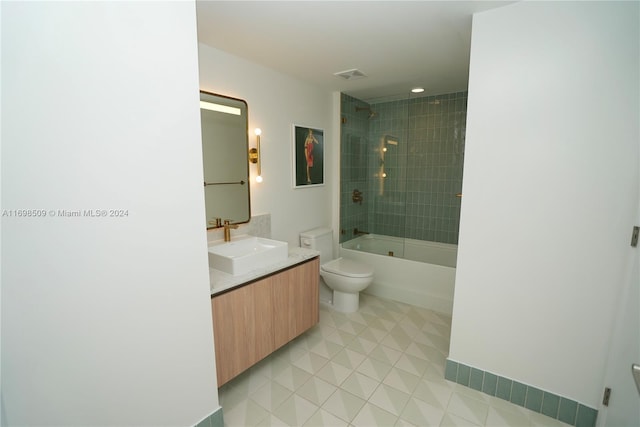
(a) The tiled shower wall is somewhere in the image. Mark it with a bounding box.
[402,92,467,244]
[340,92,467,245]
[340,94,371,243]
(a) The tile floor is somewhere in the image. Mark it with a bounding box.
[219,294,571,426]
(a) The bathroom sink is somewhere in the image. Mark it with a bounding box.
[208,236,288,276]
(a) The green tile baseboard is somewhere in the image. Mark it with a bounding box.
[445,359,598,427]
[194,406,223,427]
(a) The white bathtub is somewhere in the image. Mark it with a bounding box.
[340,234,456,315]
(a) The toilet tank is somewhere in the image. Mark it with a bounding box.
[300,227,333,265]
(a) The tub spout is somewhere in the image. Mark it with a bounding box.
[354,228,369,236]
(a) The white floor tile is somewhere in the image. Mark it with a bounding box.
[368,383,411,416]
[352,401,399,427]
[322,389,366,423]
[296,376,338,407]
[303,408,349,427]
[217,294,571,427]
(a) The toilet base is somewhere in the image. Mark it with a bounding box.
[332,290,359,313]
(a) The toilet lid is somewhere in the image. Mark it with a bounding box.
[321,257,373,278]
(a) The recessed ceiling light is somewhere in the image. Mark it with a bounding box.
[411,87,425,93]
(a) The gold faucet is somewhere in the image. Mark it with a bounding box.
[223,220,239,242]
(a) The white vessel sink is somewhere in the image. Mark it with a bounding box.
[208,236,288,276]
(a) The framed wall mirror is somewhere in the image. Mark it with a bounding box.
[200,91,251,229]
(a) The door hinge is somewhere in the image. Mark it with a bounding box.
[602,387,612,406]
[631,226,639,247]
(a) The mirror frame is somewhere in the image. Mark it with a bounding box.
[200,90,251,229]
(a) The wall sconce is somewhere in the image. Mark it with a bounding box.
[249,128,262,183]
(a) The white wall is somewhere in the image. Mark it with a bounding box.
[1,2,219,425]
[198,44,335,247]
[449,1,639,408]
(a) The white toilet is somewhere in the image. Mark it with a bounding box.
[300,227,374,313]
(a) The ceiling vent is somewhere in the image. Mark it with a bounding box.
[334,69,367,80]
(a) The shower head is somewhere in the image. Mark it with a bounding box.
[355,106,377,119]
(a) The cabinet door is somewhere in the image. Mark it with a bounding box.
[211,279,273,386]
[273,258,319,349]
[296,258,319,335]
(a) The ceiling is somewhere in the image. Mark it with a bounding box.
[196,1,512,102]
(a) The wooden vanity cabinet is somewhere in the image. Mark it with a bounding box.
[211,257,319,386]
[272,258,319,348]
[211,280,273,385]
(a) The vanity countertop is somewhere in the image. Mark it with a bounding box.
[210,247,319,296]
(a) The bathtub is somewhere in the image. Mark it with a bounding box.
[340,234,456,315]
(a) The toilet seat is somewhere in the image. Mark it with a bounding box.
[321,257,373,278]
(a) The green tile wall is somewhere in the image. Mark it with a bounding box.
[339,92,467,245]
[364,98,410,240]
[340,94,371,243]
[194,407,223,427]
[445,359,598,427]
[400,93,467,244]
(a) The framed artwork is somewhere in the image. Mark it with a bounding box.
[292,124,324,188]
